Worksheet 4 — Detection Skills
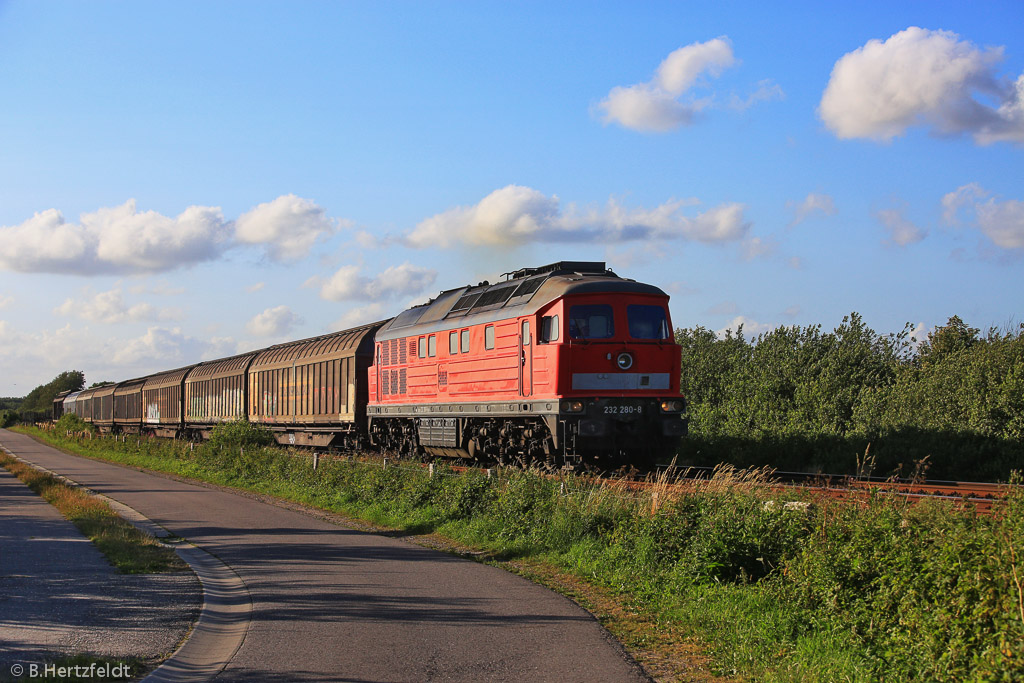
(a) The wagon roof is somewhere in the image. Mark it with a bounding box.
[187,351,260,382]
[143,365,198,390]
[113,378,146,395]
[250,321,384,369]
[377,261,665,341]
[90,383,118,399]
[76,385,109,400]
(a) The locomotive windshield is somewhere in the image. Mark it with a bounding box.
[627,304,671,340]
[568,304,614,339]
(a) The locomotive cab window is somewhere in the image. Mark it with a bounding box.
[568,304,614,339]
[540,315,559,343]
[485,325,495,350]
[628,304,671,340]
[521,320,530,345]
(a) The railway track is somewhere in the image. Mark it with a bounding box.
[641,465,1015,513]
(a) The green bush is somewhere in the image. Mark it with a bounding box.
[55,412,95,434]
[676,315,1024,480]
[206,420,276,452]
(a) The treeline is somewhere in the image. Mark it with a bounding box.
[676,313,1024,481]
[1,370,85,426]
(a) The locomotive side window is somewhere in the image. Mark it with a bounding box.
[540,315,559,343]
[461,329,470,353]
[485,325,495,350]
[522,320,530,345]
[428,335,436,357]
[418,337,426,358]
[628,304,671,339]
[449,331,458,355]
[568,305,614,339]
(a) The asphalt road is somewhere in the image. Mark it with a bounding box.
[0,430,648,683]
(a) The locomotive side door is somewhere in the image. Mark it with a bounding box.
[519,318,533,398]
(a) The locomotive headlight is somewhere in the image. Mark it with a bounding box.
[616,352,633,370]
[561,400,585,413]
[660,400,684,413]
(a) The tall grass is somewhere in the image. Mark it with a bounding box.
[18,423,1024,681]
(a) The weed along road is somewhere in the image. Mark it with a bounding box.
[0,431,647,683]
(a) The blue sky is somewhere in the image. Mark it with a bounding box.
[1,1,1022,395]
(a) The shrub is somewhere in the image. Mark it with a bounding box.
[206,420,276,452]
[55,412,95,434]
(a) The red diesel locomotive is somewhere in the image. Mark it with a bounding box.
[367,261,687,467]
[54,262,686,469]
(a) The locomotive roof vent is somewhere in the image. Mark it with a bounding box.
[502,261,614,281]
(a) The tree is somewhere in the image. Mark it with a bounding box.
[918,315,979,366]
[18,370,86,421]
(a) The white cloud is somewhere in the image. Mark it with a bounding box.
[941,184,1024,249]
[976,198,1024,249]
[245,305,303,337]
[407,185,750,248]
[597,38,737,132]
[740,236,776,260]
[820,27,1024,144]
[90,202,231,272]
[312,262,437,303]
[235,194,344,261]
[788,193,837,227]
[716,315,775,339]
[246,282,266,293]
[332,302,389,330]
[54,287,179,324]
[0,209,95,274]
[0,201,230,275]
[908,322,930,348]
[941,182,988,224]
[599,84,700,132]
[0,195,354,276]
[0,294,13,310]
[110,326,205,366]
[783,305,801,318]
[729,79,784,111]
[665,281,700,296]
[876,207,927,246]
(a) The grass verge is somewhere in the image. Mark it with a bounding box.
[13,423,1024,681]
[0,449,187,574]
